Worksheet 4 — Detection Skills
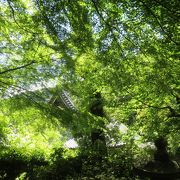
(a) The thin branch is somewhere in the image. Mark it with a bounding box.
[153,0,180,17]
[140,103,180,117]
[0,61,35,75]
[139,0,179,46]
[7,0,19,27]
[91,0,150,61]
[91,0,124,55]
[91,0,139,48]
[6,0,39,35]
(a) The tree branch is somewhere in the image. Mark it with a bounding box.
[0,61,35,75]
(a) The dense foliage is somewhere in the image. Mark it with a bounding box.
[0,0,179,179]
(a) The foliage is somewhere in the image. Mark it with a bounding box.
[0,0,179,179]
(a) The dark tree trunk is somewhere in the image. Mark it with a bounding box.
[89,92,107,158]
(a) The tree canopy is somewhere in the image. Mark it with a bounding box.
[0,0,179,157]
